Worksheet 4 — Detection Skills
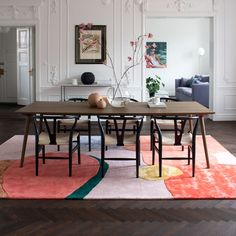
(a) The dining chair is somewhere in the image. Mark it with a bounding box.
[151,115,199,177]
[97,115,144,178]
[105,98,139,135]
[149,97,184,150]
[58,98,91,151]
[33,115,80,176]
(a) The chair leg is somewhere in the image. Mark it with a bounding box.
[69,145,72,177]
[136,150,139,178]
[192,145,196,177]
[150,119,153,151]
[77,135,81,165]
[152,136,155,165]
[35,144,39,176]
[101,143,105,178]
[159,143,162,177]
[88,120,91,152]
[57,145,60,151]
[42,146,46,164]
[182,145,184,151]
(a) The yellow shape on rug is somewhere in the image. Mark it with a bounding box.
[140,165,183,181]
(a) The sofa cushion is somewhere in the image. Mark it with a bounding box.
[176,87,192,97]
[180,78,189,87]
[193,79,209,85]
[194,75,209,83]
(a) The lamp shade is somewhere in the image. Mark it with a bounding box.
[198,47,205,56]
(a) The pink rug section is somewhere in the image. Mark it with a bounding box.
[3,152,99,199]
[138,135,236,198]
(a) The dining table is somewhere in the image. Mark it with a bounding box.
[16,101,214,168]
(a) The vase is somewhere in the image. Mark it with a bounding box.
[81,72,95,85]
[109,97,130,108]
[149,92,155,98]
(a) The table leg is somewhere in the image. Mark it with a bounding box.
[199,116,210,168]
[20,115,31,167]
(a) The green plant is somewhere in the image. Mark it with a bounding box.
[146,75,165,97]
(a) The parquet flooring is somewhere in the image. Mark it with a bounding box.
[1,104,236,235]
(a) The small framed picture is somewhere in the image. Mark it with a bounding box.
[145,42,167,68]
[75,25,106,64]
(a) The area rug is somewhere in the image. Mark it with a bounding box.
[0,135,236,199]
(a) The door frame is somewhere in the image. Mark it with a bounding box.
[0,21,40,103]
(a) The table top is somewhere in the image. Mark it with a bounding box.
[16,101,214,116]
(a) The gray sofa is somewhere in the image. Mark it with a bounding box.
[175,75,209,107]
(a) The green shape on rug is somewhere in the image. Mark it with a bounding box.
[139,165,183,181]
[66,156,109,199]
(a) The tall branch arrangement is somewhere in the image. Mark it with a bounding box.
[79,23,153,99]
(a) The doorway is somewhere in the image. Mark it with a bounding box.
[144,17,213,108]
[0,26,35,105]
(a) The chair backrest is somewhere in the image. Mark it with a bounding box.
[98,115,143,145]
[68,97,88,102]
[33,115,78,145]
[160,97,177,102]
[153,116,199,145]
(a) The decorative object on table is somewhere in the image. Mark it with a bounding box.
[146,75,165,98]
[145,42,167,68]
[81,72,95,85]
[96,98,107,109]
[78,23,153,107]
[75,24,106,64]
[88,93,100,107]
[71,78,78,85]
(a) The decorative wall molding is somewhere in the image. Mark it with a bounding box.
[0,5,40,20]
[50,0,57,14]
[125,0,132,13]
[213,0,220,11]
[50,65,59,85]
[145,0,214,16]
[167,0,192,12]
[101,0,112,5]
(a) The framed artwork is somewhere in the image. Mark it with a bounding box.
[145,42,167,68]
[75,25,106,64]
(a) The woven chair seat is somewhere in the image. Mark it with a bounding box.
[59,118,89,127]
[104,134,137,145]
[154,131,192,145]
[39,132,79,145]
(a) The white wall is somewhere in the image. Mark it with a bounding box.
[39,0,143,101]
[146,18,211,96]
[0,0,236,120]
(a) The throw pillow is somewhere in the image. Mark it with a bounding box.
[185,77,197,87]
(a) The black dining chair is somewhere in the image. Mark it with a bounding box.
[151,115,199,177]
[105,98,140,135]
[33,115,80,176]
[97,115,144,178]
[149,97,184,151]
[57,98,92,151]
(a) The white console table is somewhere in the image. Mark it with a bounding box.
[60,83,114,101]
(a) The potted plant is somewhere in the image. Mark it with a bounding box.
[146,75,165,97]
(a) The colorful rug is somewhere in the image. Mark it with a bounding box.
[0,135,236,199]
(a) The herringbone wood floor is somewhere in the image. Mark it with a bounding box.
[1,104,236,236]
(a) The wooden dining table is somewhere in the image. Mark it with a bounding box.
[16,101,214,168]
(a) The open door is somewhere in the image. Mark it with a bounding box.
[17,27,34,105]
